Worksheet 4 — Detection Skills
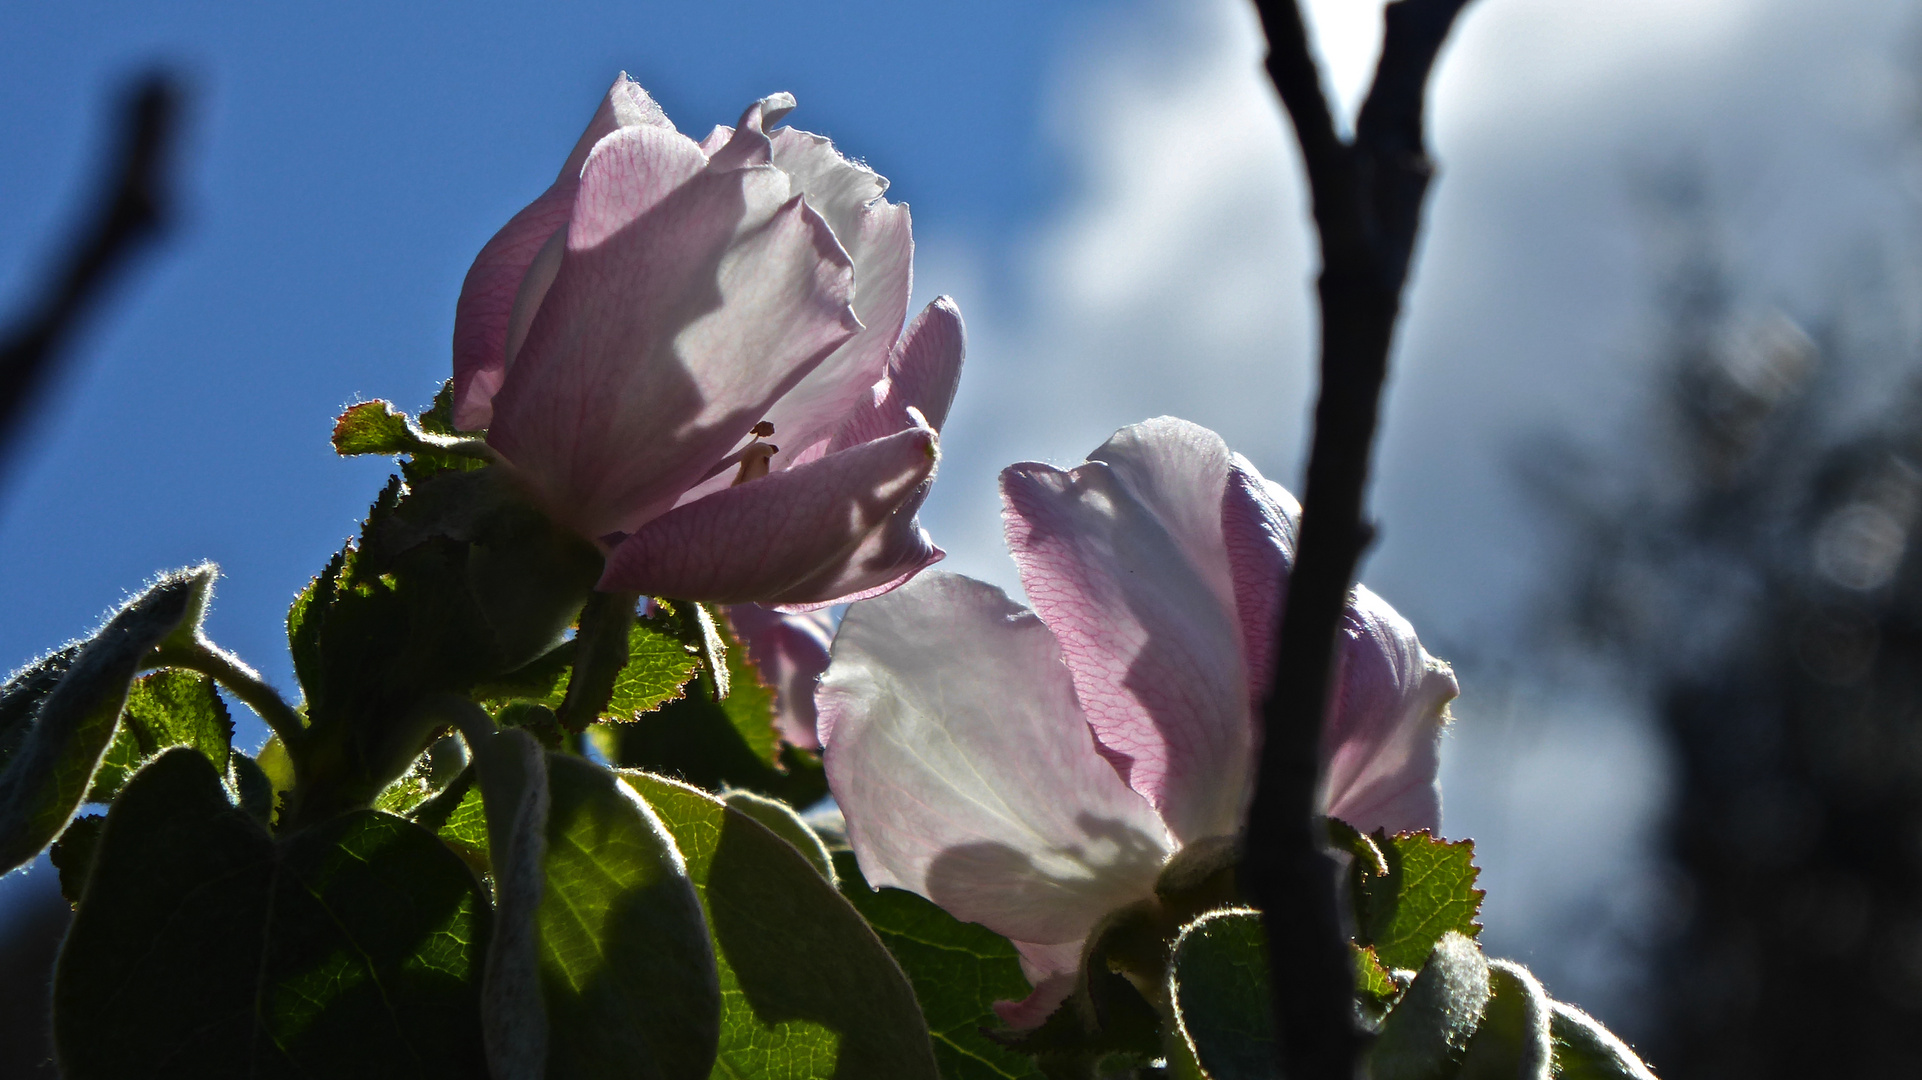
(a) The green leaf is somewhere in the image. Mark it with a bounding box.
[229,749,275,825]
[1327,815,1388,876]
[408,764,489,872]
[1459,960,1552,1080]
[626,770,940,1080]
[406,378,490,480]
[604,609,825,806]
[1368,931,1492,1080]
[1548,1003,1658,1080]
[48,812,104,905]
[287,546,344,704]
[607,611,703,720]
[1351,830,1485,973]
[1167,908,1275,1080]
[723,789,835,885]
[1354,942,1401,1005]
[474,641,575,711]
[833,851,1044,1080]
[0,645,79,770]
[0,566,210,873]
[54,747,490,1079]
[331,399,417,455]
[87,670,233,803]
[473,734,721,1080]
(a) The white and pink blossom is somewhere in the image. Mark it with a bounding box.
[819,418,1457,1026]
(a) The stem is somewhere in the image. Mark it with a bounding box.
[149,639,308,749]
[1241,2,1473,1077]
[420,692,499,749]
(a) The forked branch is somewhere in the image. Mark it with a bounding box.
[1239,2,1473,1077]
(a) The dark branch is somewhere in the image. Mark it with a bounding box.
[0,72,183,474]
[1240,2,1472,1078]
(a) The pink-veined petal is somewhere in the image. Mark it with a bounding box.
[993,940,1082,1030]
[759,127,914,469]
[487,122,859,538]
[821,571,1172,947]
[828,296,966,454]
[725,603,835,750]
[1319,585,1457,834]
[1000,418,1252,844]
[1221,457,1300,699]
[598,422,938,604]
[451,74,668,430]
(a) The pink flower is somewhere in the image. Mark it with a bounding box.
[451,75,964,607]
[818,418,1457,1027]
[725,603,835,751]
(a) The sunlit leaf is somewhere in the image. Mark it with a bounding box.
[87,670,232,803]
[1350,830,1485,973]
[474,736,720,1080]
[606,609,825,806]
[834,851,1044,1080]
[626,770,939,1080]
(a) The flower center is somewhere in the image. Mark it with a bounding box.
[699,421,780,487]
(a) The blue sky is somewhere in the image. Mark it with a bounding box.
[6,0,1919,1030]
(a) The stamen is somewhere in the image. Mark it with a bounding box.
[751,421,776,438]
[733,443,777,486]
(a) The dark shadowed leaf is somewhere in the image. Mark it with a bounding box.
[0,645,78,770]
[834,850,1044,1080]
[54,748,489,1079]
[48,811,103,905]
[1168,908,1276,1080]
[0,566,210,873]
[1350,830,1485,973]
[627,771,938,1080]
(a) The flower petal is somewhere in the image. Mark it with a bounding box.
[820,571,1172,947]
[451,74,668,431]
[598,422,938,605]
[724,603,835,750]
[828,296,967,453]
[1319,585,1457,834]
[487,122,859,538]
[760,127,915,468]
[993,940,1082,1030]
[1221,457,1300,699]
[1000,418,1252,844]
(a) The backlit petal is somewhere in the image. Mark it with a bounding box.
[599,423,938,604]
[821,572,1172,947]
[1000,418,1252,844]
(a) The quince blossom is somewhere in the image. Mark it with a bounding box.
[818,418,1457,1026]
[451,75,963,607]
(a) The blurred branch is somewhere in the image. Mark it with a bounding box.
[1240,2,1472,1077]
[0,72,183,472]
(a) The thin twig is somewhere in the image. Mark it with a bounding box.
[0,72,182,473]
[1239,2,1473,1077]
